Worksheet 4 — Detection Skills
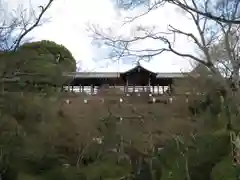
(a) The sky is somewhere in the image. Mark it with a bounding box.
[3,0,200,72]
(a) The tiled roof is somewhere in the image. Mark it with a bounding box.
[65,72,120,78]
[65,64,189,79]
[65,72,187,78]
[156,73,187,78]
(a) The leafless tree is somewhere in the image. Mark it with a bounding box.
[90,0,240,90]
[0,0,54,51]
[166,0,240,24]
[117,0,240,24]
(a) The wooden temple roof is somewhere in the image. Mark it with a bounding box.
[65,72,120,78]
[65,64,188,79]
[63,64,192,86]
[65,72,187,78]
[3,64,194,87]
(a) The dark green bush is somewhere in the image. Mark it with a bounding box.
[158,133,230,180]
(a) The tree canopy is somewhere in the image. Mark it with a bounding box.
[0,40,76,92]
[20,40,75,84]
[18,40,76,72]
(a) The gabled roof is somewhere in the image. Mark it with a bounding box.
[65,71,187,79]
[63,63,189,79]
[121,62,156,75]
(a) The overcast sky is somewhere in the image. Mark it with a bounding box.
[4,0,200,72]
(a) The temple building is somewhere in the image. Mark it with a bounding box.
[64,62,192,95]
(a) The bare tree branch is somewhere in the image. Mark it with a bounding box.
[122,1,164,26]
[89,0,240,89]
[12,0,54,51]
[117,0,240,24]
[167,0,240,24]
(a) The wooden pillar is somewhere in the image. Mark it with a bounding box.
[126,77,128,92]
[168,84,171,95]
[148,76,151,92]
[91,85,94,95]
[96,86,99,94]
[79,85,81,92]
[157,85,159,95]
[79,85,81,93]
[82,85,84,93]
[124,77,129,93]
[169,84,173,94]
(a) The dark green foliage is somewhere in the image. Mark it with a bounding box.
[17,40,75,87]
[135,159,153,180]
[158,133,230,180]
[18,40,76,72]
[22,153,61,175]
[0,96,235,180]
[187,133,230,180]
[42,167,86,180]
[211,156,236,180]
[80,158,131,180]
[1,40,76,93]
[188,89,223,117]
[0,116,24,180]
